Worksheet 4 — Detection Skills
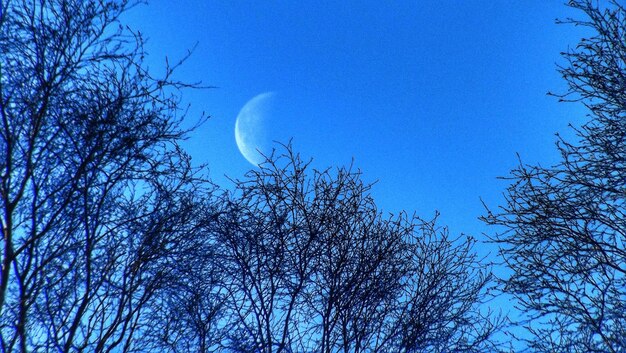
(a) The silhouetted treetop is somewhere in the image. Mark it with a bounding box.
[207,147,503,353]
[483,1,626,351]
[0,0,209,352]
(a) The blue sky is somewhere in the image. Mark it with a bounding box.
[125,1,588,259]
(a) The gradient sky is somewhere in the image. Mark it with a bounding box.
[124,1,590,263]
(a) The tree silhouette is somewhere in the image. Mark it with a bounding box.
[0,0,208,351]
[211,147,502,353]
[482,1,626,351]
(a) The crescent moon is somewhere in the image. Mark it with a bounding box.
[235,92,275,166]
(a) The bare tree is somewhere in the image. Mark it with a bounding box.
[0,0,209,352]
[212,147,502,353]
[482,1,626,351]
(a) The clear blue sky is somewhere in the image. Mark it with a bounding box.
[125,1,587,264]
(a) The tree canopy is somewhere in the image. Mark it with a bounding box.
[0,0,209,351]
[483,1,626,351]
[205,149,502,353]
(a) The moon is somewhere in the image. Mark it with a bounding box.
[235,92,275,166]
